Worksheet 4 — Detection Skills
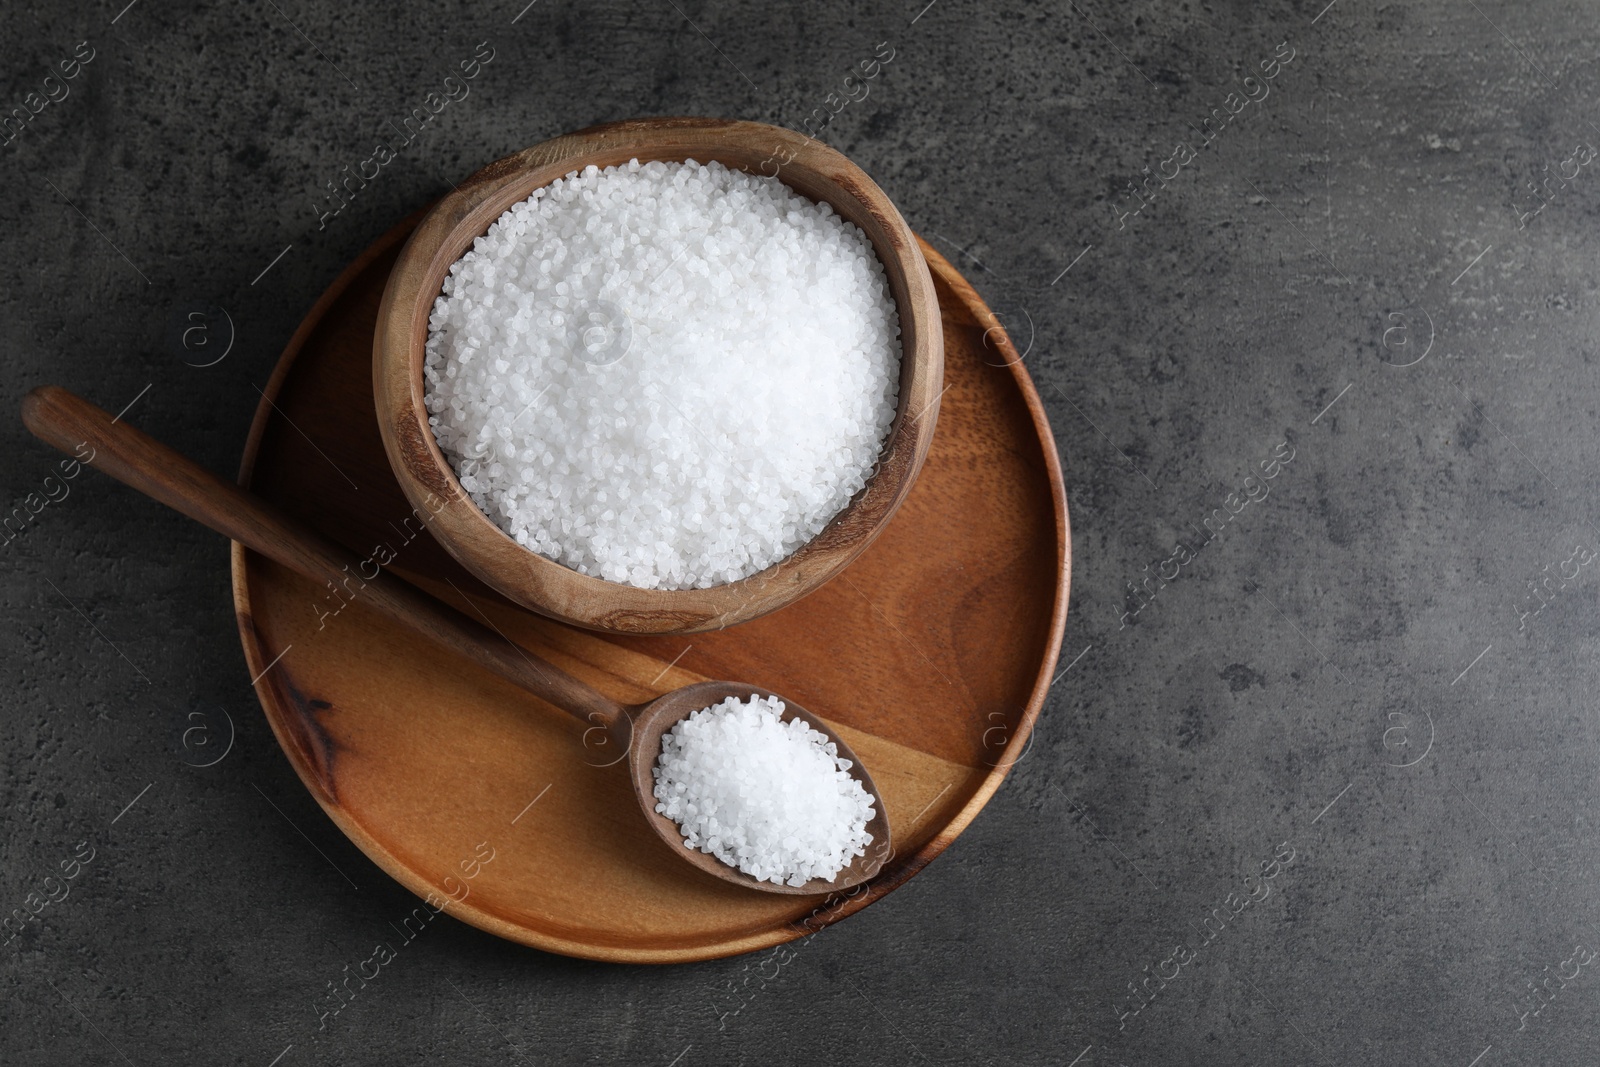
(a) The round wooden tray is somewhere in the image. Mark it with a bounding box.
[231,212,1070,964]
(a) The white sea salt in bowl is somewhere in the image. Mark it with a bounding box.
[375,118,944,636]
[424,159,899,591]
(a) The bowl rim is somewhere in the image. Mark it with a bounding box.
[373,116,944,635]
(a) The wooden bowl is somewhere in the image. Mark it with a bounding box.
[373,117,943,636]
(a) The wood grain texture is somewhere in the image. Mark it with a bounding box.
[232,211,1069,963]
[373,118,945,635]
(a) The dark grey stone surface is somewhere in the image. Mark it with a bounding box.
[3,0,1598,1062]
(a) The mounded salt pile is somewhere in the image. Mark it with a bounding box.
[423,158,902,590]
[651,694,876,886]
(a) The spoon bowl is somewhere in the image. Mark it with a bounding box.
[622,680,893,895]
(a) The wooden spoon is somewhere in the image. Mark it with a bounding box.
[21,386,892,896]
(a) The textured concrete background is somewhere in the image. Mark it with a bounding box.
[4,0,1600,1063]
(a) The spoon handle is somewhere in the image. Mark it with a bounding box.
[20,386,631,732]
